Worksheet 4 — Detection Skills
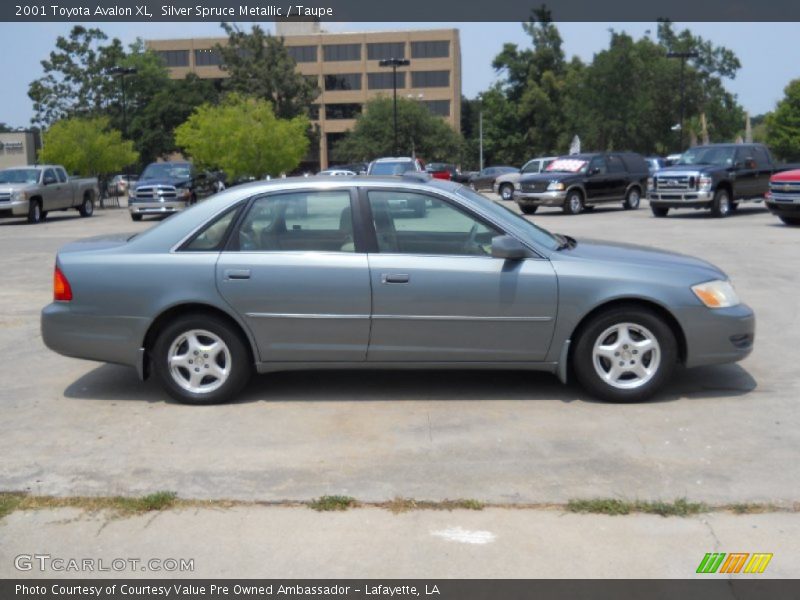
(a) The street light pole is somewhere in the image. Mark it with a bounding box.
[479,109,483,172]
[666,51,698,152]
[379,58,410,156]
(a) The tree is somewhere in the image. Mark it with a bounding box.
[766,80,800,161]
[174,94,309,179]
[0,123,13,133]
[216,23,319,119]
[39,117,138,176]
[331,97,463,163]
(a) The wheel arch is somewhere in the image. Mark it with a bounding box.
[141,302,257,379]
[567,297,688,366]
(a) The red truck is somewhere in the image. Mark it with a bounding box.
[767,169,800,226]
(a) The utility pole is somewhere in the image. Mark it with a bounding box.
[109,66,138,198]
[479,109,484,171]
[379,58,410,156]
[666,51,699,152]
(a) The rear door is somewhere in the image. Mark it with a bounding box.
[216,188,372,362]
[363,188,558,362]
[605,155,628,200]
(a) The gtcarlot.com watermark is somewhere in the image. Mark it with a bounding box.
[14,553,194,573]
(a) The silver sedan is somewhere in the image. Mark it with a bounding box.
[42,176,755,404]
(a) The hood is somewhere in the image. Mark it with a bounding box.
[58,233,134,254]
[0,182,36,192]
[519,171,581,183]
[657,164,723,176]
[771,169,800,182]
[134,177,191,189]
[560,238,725,281]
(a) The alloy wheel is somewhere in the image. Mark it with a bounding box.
[591,322,661,390]
[167,329,231,394]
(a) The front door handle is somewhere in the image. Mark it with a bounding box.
[225,269,251,280]
[381,273,410,284]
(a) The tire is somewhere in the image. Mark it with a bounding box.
[78,195,94,217]
[651,206,669,218]
[27,199,43,224]
[499,183,514,201]
[152,313,252,405]
[563,190,584,215]
[780,216,800,226]
[623,187,641,210]
[572,305,678,403]
[711,188,732,218]
[131,214,143,222]
[520,205,538,215]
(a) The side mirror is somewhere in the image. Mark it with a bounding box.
[588,167,600,175]
[491,235,528,260]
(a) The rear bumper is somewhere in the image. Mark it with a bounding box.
[0,199,30,218]
[514,190,567,207]
[678,303,755,368]
[41,302,148,368]
[649,190,713,208]
[129,200,187,215]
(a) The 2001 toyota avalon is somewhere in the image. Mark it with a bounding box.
[41,175,755,405]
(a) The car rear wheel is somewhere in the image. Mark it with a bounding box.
[563,190,584,215]
[780,216,800,226]
[623,187,641,210]
[27,199,43,224]
[520,205,538,215]
[499,184,514,201]
[572,305,677,403]
[651,206,669,218]
[711,189,732,218]
[152,313,252,405]
[78,195,94,217]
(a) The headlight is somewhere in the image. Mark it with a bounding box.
[11,190,27,202]
[547,181,565,191]
[691,280,740,308]
[698,176,712,191]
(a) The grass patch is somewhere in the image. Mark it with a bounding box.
[0,491,179,520]
[0,493,26,520]
[383,497,484,513]
[729,502,781,515]
[308,495,358,511]
[567,497,708,517]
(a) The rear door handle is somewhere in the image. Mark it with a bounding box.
[225,269,251,280]
[381,273,410,284]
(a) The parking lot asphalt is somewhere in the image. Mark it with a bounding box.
[0,197,798,505]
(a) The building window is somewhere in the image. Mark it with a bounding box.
[156,50,190,67]
[423,100,450,117]
[324,74,362,91]
[323,43,361,62]
[411,70,450,88]
[367,42,405,61]
[367,72,406,90]
[287,45,317,63]
[308,104,320,120]
[194,49,221,67]
[325,104,362,120]
[411,41,450,59]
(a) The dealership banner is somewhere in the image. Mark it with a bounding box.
[4,580,800,600]
[4,0,800,21]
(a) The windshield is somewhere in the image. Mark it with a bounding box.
[0,168,40,184]
[370,161,415,176]
[546,158,588,173]
[454,186,560,252]
[426,163,450,172]
[677,147,736,167]
[141,163,192,180]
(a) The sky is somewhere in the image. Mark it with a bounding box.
[2,21,798,128]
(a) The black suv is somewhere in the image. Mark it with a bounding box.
[514,153,649,215]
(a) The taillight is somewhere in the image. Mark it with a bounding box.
[54,265,72,302]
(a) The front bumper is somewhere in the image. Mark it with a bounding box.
[129,199,187,215]
[679,303,755,368]
[648,190,713,208]
[514,190,568,207]
[0,199,30,218]
[766,197,800,217]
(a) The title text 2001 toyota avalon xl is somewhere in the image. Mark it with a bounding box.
[41,176,754,404]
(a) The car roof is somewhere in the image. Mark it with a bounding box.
[372,157,416,163]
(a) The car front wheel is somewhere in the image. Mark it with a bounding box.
[572,305,677,403]
[152,313,252,405]
[499,184,514,201]
[563,190,584,215]
[711,189,732,218]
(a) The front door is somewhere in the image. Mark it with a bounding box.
[216,189,372,362]
[363,189,558,362]
[583,157,610,202]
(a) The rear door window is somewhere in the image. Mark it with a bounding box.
[607,156,625,173]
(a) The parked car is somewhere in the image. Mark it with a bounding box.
[648,143,800,218]
[494,157,557,201]
[128,161,218,222]
[42,175,754,405]
[469,166,518,192]
[0,165,98,224]
[425,163,471,183]
[318,169,356,176]
[766,169,800,226]
[514,153,649,215]
[645,157,667,175]
[367,157,425,176]
[106,174,138,196]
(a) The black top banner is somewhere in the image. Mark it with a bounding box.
[4,0,800,22]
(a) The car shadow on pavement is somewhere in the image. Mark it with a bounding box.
[63,362,756,405]
[652,206,767,219]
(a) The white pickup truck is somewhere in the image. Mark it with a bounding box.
[0,165,99,224]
